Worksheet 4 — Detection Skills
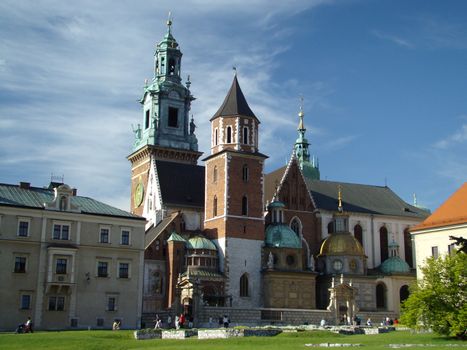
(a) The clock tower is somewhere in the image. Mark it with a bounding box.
[128,18,202,216]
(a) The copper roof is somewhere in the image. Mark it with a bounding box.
[411,182,467,231]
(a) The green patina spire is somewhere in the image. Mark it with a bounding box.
[294,97,320,180]
[130,15,199,154]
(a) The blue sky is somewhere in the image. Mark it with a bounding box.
[1,0,466,211]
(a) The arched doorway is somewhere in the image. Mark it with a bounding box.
[376,283,387,309]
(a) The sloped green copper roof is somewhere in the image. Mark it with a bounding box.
[301,161,320,181]
[268,200,285,209]
[380,256,411,274]
[167,231,187,243]
[187,236,217,250]
[265,224,301,248]
[0,183,142,219]
[181,269,224,279]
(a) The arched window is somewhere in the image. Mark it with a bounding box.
[376,283,387,309]
[242,164,249,182]
[354,224,363,246]
[243,127,249,144]
[290,218,301,236]
[214,128,218,146]
[226,126,232,143]
[168,58,175,75]
[241,196,248,216]
[213,196,218,217]
[403,227,413,268]
[380,226,389,262]
[327,221,334,235]
[400,285,410,304]
[240,273,249,297]
[213,166,217,183]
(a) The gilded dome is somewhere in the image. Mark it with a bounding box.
[265,224,301,249]
[380,256,410,274]
[187,236,217,251]
[320,232,365,256]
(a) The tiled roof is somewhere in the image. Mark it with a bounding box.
[156,160,205,208]
[307,179,428,219]
[211,75,258,121]
[145,212,180,249]
[0,183,142,219]
[412,182,467,231]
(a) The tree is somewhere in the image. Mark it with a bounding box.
[401,251,466,339]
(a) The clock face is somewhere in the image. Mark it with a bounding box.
[333,259,343,272]
[134,181,144,208]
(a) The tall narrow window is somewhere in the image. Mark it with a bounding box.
[226,126,232,143]
[168,58,175,75]
[15,257,27,273]
[242,165,249,182]
[56,259,67,274]
[431,246,439,259]
[376,283,386,309]
[379,226,389,262]
[168,107,178,127]
[354,224,363,247]
[20,294,31,310]
[98,261,109,277]
[243,127,249,144]
[18,220,29,237]
[107,297,116,311]
[59,196,67,211]
[327,222,334,235]
[291,218,301,236]
[213,166,217,183]
[215,128,218,146]
[240,273,249,297]
[213,196,218,217]
[100,228,109,243]
[121,230,130,245]
[119,263,129,279]
[241,196,248,216]
[145,110,150,129]
[160,57,165,74]
[400,285,410,304]
[403,227,413,267]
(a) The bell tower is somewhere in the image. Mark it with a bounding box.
[128,17,202,216]
[204,74,267,308]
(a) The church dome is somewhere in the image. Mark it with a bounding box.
[187,236,217,251]
[380,256,411,274]
[320,232,365,256]
[265,224,301,249]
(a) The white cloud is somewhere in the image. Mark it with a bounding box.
[372,30,414,48]
[433,124,467,149]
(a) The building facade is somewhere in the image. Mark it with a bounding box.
[0,182,146,331]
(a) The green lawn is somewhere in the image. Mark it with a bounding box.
[0,329,464,350]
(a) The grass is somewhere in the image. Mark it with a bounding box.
[0,329,464,350]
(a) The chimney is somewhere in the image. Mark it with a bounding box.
[19,182,30,189]
[72,188,77,196]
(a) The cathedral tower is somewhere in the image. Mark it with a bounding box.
[128,19,202,216]
[204,74,267,308]
[294,102,320,180]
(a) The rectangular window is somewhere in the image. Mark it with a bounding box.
[20,294,31,310]
[48,296,65,311]
[53,224,70,240]
[121,230,130,245]
[432,246,439,259]
[107,297,116,311]
[100,228,109,243]
[56,258,67,274]
[18,220,29,237]
[97,318,104,327]
[168,107,178,127]
[14,257,27,273]
[119,263,129,279]
[98,261,108,277]
[145,109,150,129]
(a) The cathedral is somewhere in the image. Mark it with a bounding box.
[127,19,429,326]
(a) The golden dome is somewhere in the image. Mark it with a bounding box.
[320,232,365,256]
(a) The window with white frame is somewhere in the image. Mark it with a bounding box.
[17,219,30,237]
[99,227,110,243]
[432,246,439,259]
[107,296,117,311]
[14,256,27,273]
[121,229,130,245]
[118,262,129,279]
[48,296,65,311]
[55,258,67,274]
[53,223,70,240]
[97,261,109,277]
[20,294,31,310]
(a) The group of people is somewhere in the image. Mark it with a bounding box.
[154,313,194,329]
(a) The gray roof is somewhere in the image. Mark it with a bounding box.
[156,160,205,208]
[211,75,258,121]
[306,179,429,219]
[0,183,143,220]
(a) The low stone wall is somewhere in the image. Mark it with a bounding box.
[133,329,162,340]
[161,329,198,339]
[198,328,282,339]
